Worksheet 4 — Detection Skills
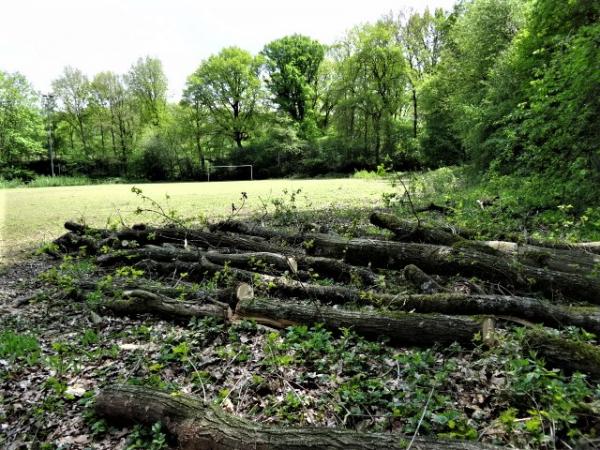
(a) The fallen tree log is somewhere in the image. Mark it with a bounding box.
[305,235,600,303]
[105,289,230,321]
[95,385,495,450]
[98,245,377,286]
[382,293,600,336]
[370,212,465,245]
[370,214,600,274]
[235,297,481,346]
[94,288,600,380]
[94,267,600,335]
[403,264,445,293]
[59,222,293,255]
[109,254,600,335]
[211,219,307,245]
[524,330,600,381]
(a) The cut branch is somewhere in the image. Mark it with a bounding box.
[235,297,481,346]
[95,385,495,450]
[306,235,600,303]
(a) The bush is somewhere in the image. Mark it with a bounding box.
[0,166,36,183]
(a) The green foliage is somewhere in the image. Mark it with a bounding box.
[0,331,40,364]
[262,34,325,124]
[0,71,44,165]
[395,167,600,242]
[487,328,600,446]
[125,422,168,450]
[266,188,309,226]
[126,57,168,127]
[184,47,263,149]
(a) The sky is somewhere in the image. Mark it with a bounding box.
[0,0,456,100]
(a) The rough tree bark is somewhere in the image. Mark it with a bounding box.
[95,385,496,450]
[235,297,481,346]
[305,235,600,303]
[105,289,229,321]
[370,213,600,274]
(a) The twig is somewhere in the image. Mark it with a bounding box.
[398,177,421,230]
[406,386,434,450]
[188,357,207,402]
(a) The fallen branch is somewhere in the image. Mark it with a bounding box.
[306,235,600,303]
[106,289,230,321]
[95,385,495,450]
[235,297,481,346]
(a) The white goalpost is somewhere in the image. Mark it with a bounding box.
[206,163,253,182]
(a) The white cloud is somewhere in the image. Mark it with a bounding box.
[0,0,455,99]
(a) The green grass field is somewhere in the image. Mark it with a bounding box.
[0,178,392,264]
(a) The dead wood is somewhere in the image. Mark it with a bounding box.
[105,289,229,321]
[369,214,600,274]
[402,264,445,293]
[95,384,495,450]
[524,330,600,381]
[235,297,482,346]
[97,244,376,286]
[305,235,600,303]
[370,212,465,245]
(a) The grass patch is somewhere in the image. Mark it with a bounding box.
[0,178,392,264]
[387,167,600,243]
[0,330,41,364]
[0,175,143,189]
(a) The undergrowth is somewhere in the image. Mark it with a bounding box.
[386,167,600,243]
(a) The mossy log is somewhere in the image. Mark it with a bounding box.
[100,252,600,335]
[97,244,376,286]
[305,235,600,303]
[95,385,495,450]
[382,293,600,335]
[370,212,465,245]
[524,330,600,381]
[403,264,445,293]
[115,227,294,254]
[210,219,308,245]
[105,289,230,321]
[235,297,481,346]
[370,214,600,274]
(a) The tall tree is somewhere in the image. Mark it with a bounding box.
[262,35,324,123]
[0,71,44,165]
[126,56,168,127]
[180,83,208,171]
[90,71,134,171]
[184,47,263,149]
[52,67,91,155]
[333,23,407,165]
[393,8,445,137]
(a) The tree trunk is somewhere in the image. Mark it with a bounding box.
[105,289,229,321]
[235,297,481,347]
[95,385,495,450]
[412,86,418,138]
[370,213,600,274]
[306,234,600,303]
[524,330,600,381]
[370,213,465,245]
[113,227,293,254]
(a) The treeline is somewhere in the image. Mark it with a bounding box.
[1,0,598,195]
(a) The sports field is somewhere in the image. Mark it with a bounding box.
[0,178,392,264]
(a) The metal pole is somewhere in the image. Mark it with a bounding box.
[250,164,253,181]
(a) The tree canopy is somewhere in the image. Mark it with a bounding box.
[1,0,598,203]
